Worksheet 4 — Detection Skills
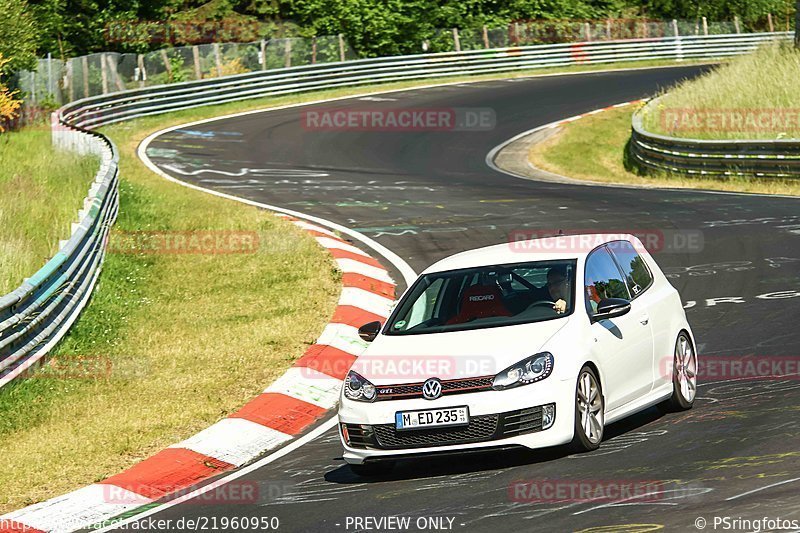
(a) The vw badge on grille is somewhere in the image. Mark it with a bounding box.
[422,378,442,400]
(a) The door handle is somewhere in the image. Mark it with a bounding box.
[639,314,650,326]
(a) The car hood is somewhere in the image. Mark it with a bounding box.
[351,317,571,385]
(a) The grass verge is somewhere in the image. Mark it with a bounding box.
[0,128,98,294]
[0,56,720,513]
[641,43,800,140]
[529,104,800,196]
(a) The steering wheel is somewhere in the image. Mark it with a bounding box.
[528,300,557,308]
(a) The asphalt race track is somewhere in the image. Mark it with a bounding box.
[137,66,800,532]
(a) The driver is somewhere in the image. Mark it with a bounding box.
[533,266,570,314]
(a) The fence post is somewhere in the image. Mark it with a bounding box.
[284,39,292,68]
[702,17,708,35]
[338,33,346,61]
[213,43,222,77]
[46,53,53,99]
[796,0,800,48]
[673,20,683,62]
[311,37,317,64]
[482,25,489,48]
[192,46,202,79]
[260,39,267,69]
[137,54,146,87]
[160,49,172,82]
[101,53,109,94]
[734,16,741,33]
[66,60,74,102]
[584,22,591,41]
[606,19,612,40]
[107,54,125,91]
[513,22,520,44]
[452,28,461,52]
[768,13,775,32]
[81,56,89,98]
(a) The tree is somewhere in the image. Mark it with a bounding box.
[0,0,38,73]
[0,54,23,131]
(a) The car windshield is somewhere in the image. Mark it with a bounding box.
[385,260,577,335]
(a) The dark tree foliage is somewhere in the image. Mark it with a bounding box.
[12,0,797,59]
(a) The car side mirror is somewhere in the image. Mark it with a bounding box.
[358,321,382,342]
[591,298,631,323]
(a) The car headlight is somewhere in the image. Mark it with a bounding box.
[344,371,377,402]
[492,352,554,390]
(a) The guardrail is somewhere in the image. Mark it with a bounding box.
[630,96,800,178]
[0,122,119,387]
[62,32,790,130]
[0,30,786,387]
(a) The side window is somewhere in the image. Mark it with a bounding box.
[396,277,446,331]
[608,240,654,298]
[584,247,631,315]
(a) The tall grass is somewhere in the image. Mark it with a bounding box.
[0,129,98,294]
[643,43,800,140]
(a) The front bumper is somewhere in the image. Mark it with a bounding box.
[338,376,574,464]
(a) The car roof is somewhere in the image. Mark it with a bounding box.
[421,233,641,274]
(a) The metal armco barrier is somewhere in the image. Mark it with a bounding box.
[0,121,119,387]
[61,32,790,130]
[631,96,800,177]
[0,31,787,387]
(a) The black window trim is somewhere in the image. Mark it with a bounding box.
[583,243,631,320]
[382,259,578,336]
[606,240,655,301]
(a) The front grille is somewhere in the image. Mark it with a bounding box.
[344,405,551,451]
[376,376,494,401]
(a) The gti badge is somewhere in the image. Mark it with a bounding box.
[422,378,442,400]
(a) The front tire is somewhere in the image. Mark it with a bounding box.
[570,366,604,452]
[349,461,395,477]
[662,332,697,412]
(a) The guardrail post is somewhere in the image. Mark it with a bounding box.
[702,17,708,35]
[482,25,489,48]
[768,13,775,32]
[192,46,202,79]
[284,39,292,68]
[338,33,345,62]
[734,16,741,33]
[584,22,591,41]
[452,28,461,52]
[606,19,612,40]
[513,22,520,44]
[213,43,222,77]
[101,53,109,94]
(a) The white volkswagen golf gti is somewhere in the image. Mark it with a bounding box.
[338,234,698,476]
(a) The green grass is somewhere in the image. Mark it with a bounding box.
[0,114,340,513]
[529,104,800,196]
[0,55,719,513]
[642,43,800,140]
[0,129,98,294]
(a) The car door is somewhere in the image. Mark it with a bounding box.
[584,246,655,411]
[607,240,660,390]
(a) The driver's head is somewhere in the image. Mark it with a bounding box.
[546,266,569,300]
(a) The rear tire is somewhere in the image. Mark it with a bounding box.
[661,332,697,412]
[349,461,395,477]
[569,366,604,453]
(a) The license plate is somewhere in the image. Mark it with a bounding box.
[395,406,469,431]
